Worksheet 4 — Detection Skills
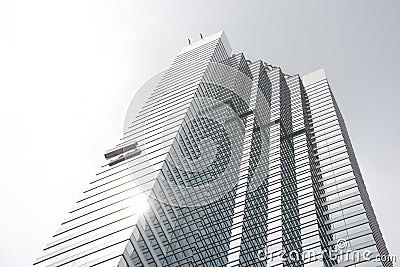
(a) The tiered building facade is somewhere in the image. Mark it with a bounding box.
[34,31,391,267]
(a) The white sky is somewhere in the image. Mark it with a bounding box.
[0,1,399,266]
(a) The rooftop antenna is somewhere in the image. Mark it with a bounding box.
[188,38,191,45]
[200,33,203,39]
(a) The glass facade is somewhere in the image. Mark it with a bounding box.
[34,31,391,267]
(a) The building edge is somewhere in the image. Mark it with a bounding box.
[302,69,393,267]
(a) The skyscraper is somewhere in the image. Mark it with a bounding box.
[34,31,391,267]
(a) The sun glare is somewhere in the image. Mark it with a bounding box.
[130,192,150,215]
